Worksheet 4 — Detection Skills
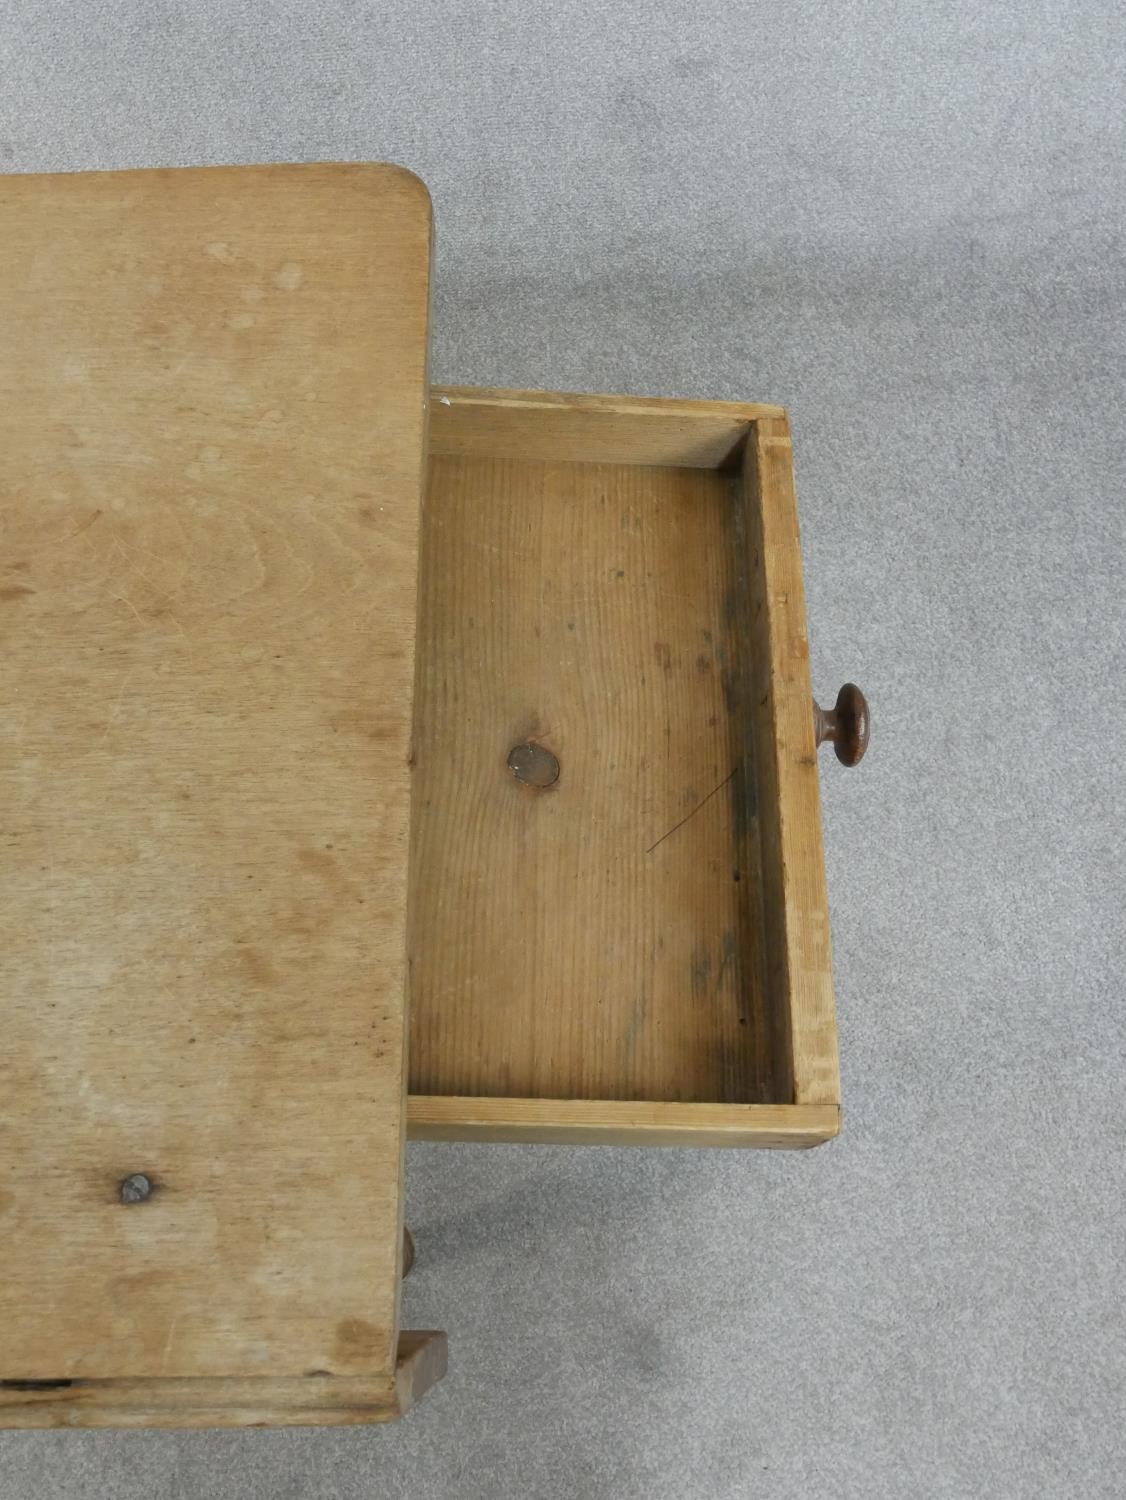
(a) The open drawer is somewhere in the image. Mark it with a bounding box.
[406,388,866,1149]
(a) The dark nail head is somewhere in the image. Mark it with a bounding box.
[120,1173,153,1204]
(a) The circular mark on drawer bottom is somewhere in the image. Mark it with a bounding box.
[507,743,560,788]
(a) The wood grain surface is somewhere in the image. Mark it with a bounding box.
[428,386,786,468]
[743,417,840,1106]
[408,389,840,1145]
[0,163,433,1396]
[409,454,778,1105]
[408,1097,839,1148]
[0,1331,448,1429]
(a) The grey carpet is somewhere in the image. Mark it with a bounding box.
[2,2,1124,1496]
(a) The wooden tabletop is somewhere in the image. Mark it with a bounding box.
[0,163,442,1424]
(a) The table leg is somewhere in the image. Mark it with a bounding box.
[402,1226,416,1279]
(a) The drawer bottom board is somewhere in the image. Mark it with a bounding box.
[409,454,787,1113]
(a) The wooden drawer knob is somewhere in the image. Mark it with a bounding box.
[813,683,870,766]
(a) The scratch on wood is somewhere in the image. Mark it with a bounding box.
[645,767,737,855]
[97,669,135,746]
[60,509,103,543]
[622,981,647,1057]
[714,929,737,1002]
[160,1314,181,1374]
[111,593,146,627]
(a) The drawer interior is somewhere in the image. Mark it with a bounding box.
[407,391,837,1131]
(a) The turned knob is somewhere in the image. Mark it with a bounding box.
[813,684,870,766]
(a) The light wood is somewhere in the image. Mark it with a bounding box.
[742,419,840,1105]
[409,455,779,1106]
[408,391,840,1142]
[0,1332,448,1429]
[0,163,440,1413]
[429,386,786,469]
[408,1098,839,1148]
